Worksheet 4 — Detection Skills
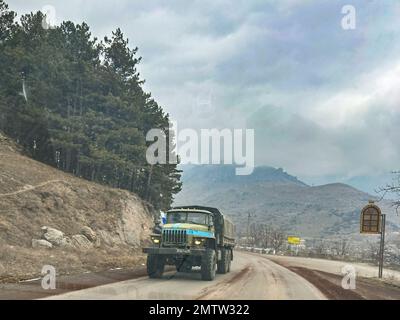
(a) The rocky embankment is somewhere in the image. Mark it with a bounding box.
[0,132,155,282]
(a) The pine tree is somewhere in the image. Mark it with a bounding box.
[0,1,181,210]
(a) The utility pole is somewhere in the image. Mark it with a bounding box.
[246,212,256,247]
[378,214,386,279]
[246,212,250,247]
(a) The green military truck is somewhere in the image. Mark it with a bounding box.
[143,206,235,281]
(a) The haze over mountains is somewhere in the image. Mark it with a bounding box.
[174,165,400,238]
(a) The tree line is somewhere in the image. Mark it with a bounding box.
[0,0,181,210]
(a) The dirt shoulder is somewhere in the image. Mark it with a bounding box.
[266,255,400,300]
[0,264,177,300]
[284,266,400,300]
[265,254,400,282]
[0,265,144,300]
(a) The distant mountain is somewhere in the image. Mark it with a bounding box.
[303,173,396,198]
[174,165,399,238]
[181,165,307,185]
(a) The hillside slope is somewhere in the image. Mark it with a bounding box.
[174,165,399,238]
[0,132,154,282]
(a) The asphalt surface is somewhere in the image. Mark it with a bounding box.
[46,251,326,300]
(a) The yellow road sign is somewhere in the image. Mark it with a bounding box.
[287,236,301,245]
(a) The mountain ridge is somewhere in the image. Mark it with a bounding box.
[174,165,399,238]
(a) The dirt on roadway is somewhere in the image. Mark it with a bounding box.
[264,254,400,300]
[45,251,325,300]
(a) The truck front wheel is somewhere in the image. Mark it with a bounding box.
[147,254,165,278]
[201,249,216,281]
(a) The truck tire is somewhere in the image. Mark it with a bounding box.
[227,249,232,273]
[217,248,229,274]
[201,249,217,281]
[147,254,165,278]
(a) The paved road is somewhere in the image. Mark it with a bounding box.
[47,252,326,300]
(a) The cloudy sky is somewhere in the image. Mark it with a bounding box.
[7,0,400,193]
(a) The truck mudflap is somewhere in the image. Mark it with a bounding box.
[143,247,206,256]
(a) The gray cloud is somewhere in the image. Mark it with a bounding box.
[7,0,400,192]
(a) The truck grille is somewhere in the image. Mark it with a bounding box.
[162,229,187,245]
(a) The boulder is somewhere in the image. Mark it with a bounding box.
[81,226,97,242]
[32,239,53,249]
[71,234,93,250]
[59,236,73,248]
[41,226,64,246]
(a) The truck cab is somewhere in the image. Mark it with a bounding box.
[143,206,235,281]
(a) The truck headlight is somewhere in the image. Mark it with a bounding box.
[193,238,204,246]
[151,236,160,244]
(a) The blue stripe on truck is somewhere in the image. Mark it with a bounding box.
[167,227,214,238]
[186,229,214,238]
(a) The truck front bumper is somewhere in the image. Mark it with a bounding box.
[142,247,206,256]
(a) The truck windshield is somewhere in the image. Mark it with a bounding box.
[167,212,209,225]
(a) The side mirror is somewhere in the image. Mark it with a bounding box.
[208,215,213,230]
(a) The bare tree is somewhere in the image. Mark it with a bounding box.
[270,229,285,252]
[249,223,270,248]
[314,240,327,257]
[262,225,272,249]
[248,224,285,252]
[378,171,400,213]
[332,238,351,257]
[365,240,380,263]
[248,223,257,247]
